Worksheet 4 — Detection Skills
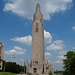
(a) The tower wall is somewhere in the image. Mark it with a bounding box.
[32,21,44,63]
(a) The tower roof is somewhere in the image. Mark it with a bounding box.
[33,3,43,21]
[36,3,40,12]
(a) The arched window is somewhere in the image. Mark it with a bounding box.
[33,68,37,73]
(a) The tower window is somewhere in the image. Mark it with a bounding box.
[33,68,37,73]
[46,67,49,69]
[36,28,38,32]
[35,23,39,32]
[36,23,38,27]
[40,19,42,22]
[0,65,1,68]
[35,61,38,64]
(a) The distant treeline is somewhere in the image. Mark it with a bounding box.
[0,61,26,73]
[54,71,64,74]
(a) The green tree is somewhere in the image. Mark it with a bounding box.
[5,61,26,73]
[63,51,75,75]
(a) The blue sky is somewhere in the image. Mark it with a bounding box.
[0,0,75,71]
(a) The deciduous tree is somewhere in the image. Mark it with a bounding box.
[63,51,75,75]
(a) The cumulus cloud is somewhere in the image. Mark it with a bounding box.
[3,0,73,20]
[72,26,75,31]
[44,30,52,43]
[73,47,75,50]
[5,46,26,55]
[57,51,66,60]
[11,35,32,45]
[59,51,67,55]
[57,55,65,60]
[54,60,63,64]
[11,30,52,45]
[45,52,52,59]
[46,40,65,50]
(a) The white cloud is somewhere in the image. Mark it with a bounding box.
[4,0,73,20]
[5,46,26,55]
[44,30,52,43]
[72,26,75,31]
[46,40,65,50]
[59,51,67,55]
[11,35,32,45]
[57,55,65,60]
[45,52,52,58]
[11,30,52,45]
[20,59,25,62]
[73,47,75,50]
[57,51,67,60]
[45,52,52,63]
[54,60,63,64]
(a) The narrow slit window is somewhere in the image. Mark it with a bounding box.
[36,23,38,27]
[36,28,38,32]
[36,23,39,32]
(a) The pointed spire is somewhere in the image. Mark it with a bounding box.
[36,4,40,12]
[33,3,43,21]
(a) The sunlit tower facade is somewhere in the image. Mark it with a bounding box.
[26,4,54,75]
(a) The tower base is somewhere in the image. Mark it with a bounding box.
[26,60,54,75]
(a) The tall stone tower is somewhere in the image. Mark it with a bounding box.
[32,4,44,65]
[32,3,44,74]
[0,41,3,70]
[26,4,54,75]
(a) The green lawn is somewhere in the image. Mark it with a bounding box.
[54,73,63,75]
[0,72,63,75]
[0,72,16,75]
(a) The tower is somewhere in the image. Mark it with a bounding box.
[0,41,3,70]
[32,4,44,64]
[26,4,54,75]
[32,3,44,74]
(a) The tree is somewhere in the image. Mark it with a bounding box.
[5,61,26,73]
[63,51,75,75]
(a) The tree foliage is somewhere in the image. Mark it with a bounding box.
[4,62,26,73]
[63,51,75,75]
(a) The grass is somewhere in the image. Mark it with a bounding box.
[54,73,63,75]
[0,72,16,75]
[0,72,63,75]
